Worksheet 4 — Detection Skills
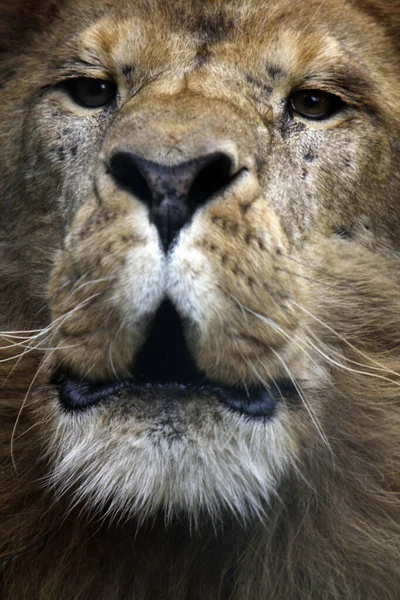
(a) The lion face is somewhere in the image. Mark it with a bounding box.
[1,0,399,525]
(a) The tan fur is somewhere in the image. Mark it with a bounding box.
[1,1,400,598]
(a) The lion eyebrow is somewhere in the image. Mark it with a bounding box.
[301,63,377,110]
[48,54,108,81]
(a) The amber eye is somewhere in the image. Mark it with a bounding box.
[65,78,117,108]
[289,89,344,120]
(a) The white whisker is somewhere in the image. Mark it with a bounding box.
[268,346,332,452]
[290,300,400,383]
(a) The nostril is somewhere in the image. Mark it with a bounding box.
[108,152,153,204]
[106,149,242,251]
[188,153,234,206]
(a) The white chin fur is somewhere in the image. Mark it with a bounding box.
[46,396,296,526]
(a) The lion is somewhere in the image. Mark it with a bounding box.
[0,0,399,598]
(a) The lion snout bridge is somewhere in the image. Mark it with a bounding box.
[109,150,238,250]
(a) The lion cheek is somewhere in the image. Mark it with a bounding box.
[167,186,304,385]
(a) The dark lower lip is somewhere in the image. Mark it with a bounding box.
[52,373,295,419]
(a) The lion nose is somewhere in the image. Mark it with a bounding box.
[109,151,235,250]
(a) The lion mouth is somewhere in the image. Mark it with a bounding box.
[55,301,293,418]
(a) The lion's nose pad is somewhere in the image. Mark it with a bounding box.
[109,151,234,250]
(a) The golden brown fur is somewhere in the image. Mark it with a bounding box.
[1,1,400,598]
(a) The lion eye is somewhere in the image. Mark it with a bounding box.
[65,78,117,108]
[289,89,344,120]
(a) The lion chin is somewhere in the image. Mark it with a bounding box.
[0,0,400,598]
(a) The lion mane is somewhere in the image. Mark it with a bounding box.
[0,1,400,599]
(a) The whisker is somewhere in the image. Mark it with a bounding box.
[224,290,325,376]
[303,332,400,393]
[67,275,118,299]
[244,356,272,391]
[0,293,102,368]
[290,300,400,381]
[268,346,332,452]
[108,341,121,382]
[10,354,49,473]
[0,328,45,335]
[275,265,355,293]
